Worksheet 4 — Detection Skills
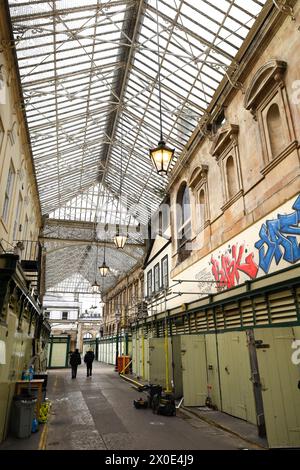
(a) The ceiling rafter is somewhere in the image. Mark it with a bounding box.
[8,0,267,294]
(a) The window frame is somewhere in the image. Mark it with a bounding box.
[225,155,238,201]
[154,263,160,293]
[83,332,93,339]
[2,161,15,224]
[147,270,153,298]
[13,192,23,241]
[161,255,169,289]
[0,118,4,154]
[176,182,192,260]
[62,311,68,320]
[244,60,296,176]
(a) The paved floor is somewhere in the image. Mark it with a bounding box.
[184,407,268,449]
[41,363,260,451]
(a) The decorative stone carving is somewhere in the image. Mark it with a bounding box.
[189,164,209,190]
[244,60,297,172]
[210,124,239,161]
[244,60,287,119]
[188,165,211,230]
[210,123,243,211]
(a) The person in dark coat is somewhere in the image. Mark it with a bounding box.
[70,349,81,379]
[84,349,95,377]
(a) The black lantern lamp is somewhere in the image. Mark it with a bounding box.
[114,224,128,249]
[92,280,100,294]
[150,140,175,176]
[99,229,109,277]
[149,0,175,176]
[91,243,100,293]
[99,261,109,277]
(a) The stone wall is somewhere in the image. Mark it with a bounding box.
[168,3,300,279]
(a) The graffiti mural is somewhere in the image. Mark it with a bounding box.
[210,244,258,291]
[162,196,300,310]
[255,195,300,274]
[195,267,215,294]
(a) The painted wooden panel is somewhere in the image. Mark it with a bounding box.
[205,333,221,410]
[255,327,300,448]
[171,336,183,399]
[138,333,149,381]
[149,338,172,388]
[131,333,138,375]
[0,312,35,441]
[181,335,207,406]
[218,331,256,423]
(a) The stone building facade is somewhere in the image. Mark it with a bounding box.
[108,4,300,449]
[0,3,50,443]
[168,7,300,283]
[102,263,144,336]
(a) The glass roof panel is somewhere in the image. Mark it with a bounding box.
[8,0,267,292]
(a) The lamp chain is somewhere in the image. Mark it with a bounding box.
[104,210,107,263]
[120,118,123,228]
[95,242,98,280]
[94,221,97,283]
[156,0,163,142]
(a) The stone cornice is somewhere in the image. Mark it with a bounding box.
[189,164,209,190]
[210,124,239,160]
[244,59,287,117]
[0,2,42,225]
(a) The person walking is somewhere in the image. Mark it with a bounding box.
[70,349,81,379]
[84,349,95,377]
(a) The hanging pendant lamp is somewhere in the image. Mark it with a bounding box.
[99,261,109,277]
[91,241,100,293]
[114,224,128,249]
[149,0,175,176]
[92,281,100,294]
[150,140,175,176]
[99,227,109,277]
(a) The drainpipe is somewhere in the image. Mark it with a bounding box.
[213,307,223,411]
[164,289,172,393]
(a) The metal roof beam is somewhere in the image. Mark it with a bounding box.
[98,0,146,182]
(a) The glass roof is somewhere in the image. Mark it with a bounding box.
[49,182,139,226]
[8,0,267,293]
[45,244,141,293]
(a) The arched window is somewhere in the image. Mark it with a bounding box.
[226,156,238,199]
[160,197,170,237]
[158,211,163,236]
[267,103,283,158]
[199,189,206,227]
[83,332,93,339]
[176,183,192,261]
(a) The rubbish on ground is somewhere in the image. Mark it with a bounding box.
[38,400,51,423]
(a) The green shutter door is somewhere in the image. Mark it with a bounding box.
[218,331,256,423]
[254,326,300,448]
[181,335,207,406]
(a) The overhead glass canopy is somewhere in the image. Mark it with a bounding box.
[8,0,267,293]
